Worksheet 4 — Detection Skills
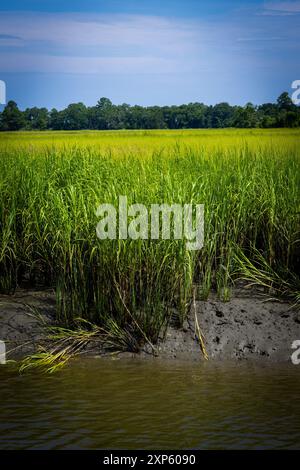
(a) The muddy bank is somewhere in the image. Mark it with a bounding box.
[0,289,56,358]
[156,293,300,362]
[0,288,299,363]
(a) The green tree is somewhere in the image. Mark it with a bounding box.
[1,91,298,132]
[277,92,294,111]
[0,101,25,131]
[49,108,65,130]
[211,102,234,128]
[64,103,88,130]
[233,103,258,128]
[96,97,113,111]
[24,107,49,130]
[94,98,116,129]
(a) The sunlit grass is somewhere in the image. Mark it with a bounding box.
[1,128,300,157]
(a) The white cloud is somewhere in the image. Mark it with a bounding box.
[0,12,202,73]
[0,52,180,74]
[263,1,300,14]
[0,12,196,51]
[237,36,282,42]
[0,9,298,76]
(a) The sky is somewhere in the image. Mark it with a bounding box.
[0,0,299,109]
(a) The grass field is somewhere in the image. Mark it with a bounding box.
[1,128,300,156]
[0,129,299,355]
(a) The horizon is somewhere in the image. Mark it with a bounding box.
[0,0,299,109]
[0,89,294,112]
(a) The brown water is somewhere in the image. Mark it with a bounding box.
[0,359,300,450]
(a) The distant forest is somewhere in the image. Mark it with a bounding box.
[0,92,299,131]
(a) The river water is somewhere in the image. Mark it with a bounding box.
[0,359,300,449]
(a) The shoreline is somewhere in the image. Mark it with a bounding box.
[0,287,299,364]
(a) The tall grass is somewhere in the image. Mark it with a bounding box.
[0,130,299,352]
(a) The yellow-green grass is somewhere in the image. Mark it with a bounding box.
[1,128,300,157]
[0,129,299,351]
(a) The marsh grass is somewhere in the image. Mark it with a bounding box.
[0,130,299,365]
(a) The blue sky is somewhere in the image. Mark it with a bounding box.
[0,0,299,109]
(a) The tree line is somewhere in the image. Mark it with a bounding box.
[0,92,299,131]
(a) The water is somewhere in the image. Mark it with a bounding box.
[0,359,300,449]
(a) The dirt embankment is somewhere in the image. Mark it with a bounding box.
[0,288,299,363]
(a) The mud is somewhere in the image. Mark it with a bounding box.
[0,288,299,363]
